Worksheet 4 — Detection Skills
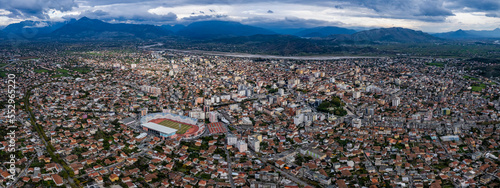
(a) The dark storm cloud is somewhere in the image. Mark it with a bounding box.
[0,0,78,18]
[449,0,500,11]
[180,14,228,22]
[2,0,499,26]
[485,13,499,17]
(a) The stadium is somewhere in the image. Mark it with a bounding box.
[140,112,205,140]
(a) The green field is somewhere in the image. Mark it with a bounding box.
[158,120,192,134]
[72,67,92,74]
[463,75,479,81]
[34,69,50,73]
[471,83,486,92]
[425,62,445,67]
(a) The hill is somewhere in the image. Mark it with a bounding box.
[51,17,171,39]
[294,26,356,37]
[161,24,186,33]
[330,27,441,43]
[177,21,275,39]
[2,20,73,39]
[434,28,500,39]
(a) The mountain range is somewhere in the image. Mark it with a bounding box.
[50,17,171,39]
[176,20,275,39]
[432,28,500,39]
[294,26,357,37]
[328,27,442,43]
[1,17,499,43]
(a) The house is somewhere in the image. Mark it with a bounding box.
[275,160,286,168]
[110,174,119,182]
[51,174,64,186]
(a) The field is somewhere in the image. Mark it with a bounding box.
[34,69,50,73]
[463,75,479,81]
[157,119,192,134]
[471,83,486,92]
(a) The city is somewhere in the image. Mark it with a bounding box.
[1,0,500,187]
[0,45,499,187]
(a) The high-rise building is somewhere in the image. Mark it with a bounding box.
[236,140,247,152]
[227,134,237,146]
[352,118,362,128]
[392,97,400,107]
[141,108,148,116]
[208,111,219,123]
[248,136,261,152]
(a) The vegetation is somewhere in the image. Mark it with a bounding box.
[317,96,348,116]
[157,119,192,134]
[463,75,479,80]
[426,62,445,67]
[471,83,486,92]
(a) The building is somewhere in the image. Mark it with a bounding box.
[248,136,261,152]
[189,109,205,119]
[440,135,459,142]
[442,108,451,115]
[208,111,219,123]
[141,108,148,116]
[352,118,362,128]
[142,122,177,140]
[236,140,247,152]
[227,134,237,146]
[353,91,361,99]
[140,85,161,95]
[392,97,400,107]
[51,174,64,186]
[300,148,326,160]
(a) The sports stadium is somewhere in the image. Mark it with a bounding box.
[140,112,205,140]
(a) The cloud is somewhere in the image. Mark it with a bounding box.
[448,0,500,11]
[64,8,177,25]
[0,0,78,18]
[485,13,499,17]
[180,14,228,22]
[1,0,499,32]
[243,16,345,28]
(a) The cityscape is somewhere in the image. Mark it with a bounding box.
[1,0,500,188]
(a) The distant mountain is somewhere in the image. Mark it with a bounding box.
[329,27,441,43]
[177,21,275,39]
[294,26,356,37]
[210,34,325,55]
[2,20,74,39]
[51,17,171,39]
[432,29,479,39]
[433,28,500,39]
[161,24,186,33]
[467,28,500,38]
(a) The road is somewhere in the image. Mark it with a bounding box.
[76,139,159,179]
[6,156,35,188]
[248,150,312,187]
[224,143,236,188]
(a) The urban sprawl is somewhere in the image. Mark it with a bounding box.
[1,47,500,188]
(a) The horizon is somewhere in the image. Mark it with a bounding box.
[2,16,500,34]
[0,0,499,33]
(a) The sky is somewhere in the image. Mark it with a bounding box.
[0,0,499,32]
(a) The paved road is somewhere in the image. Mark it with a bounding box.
[224,143,236,188]
[249,150,312,187]
[7,156,35,188]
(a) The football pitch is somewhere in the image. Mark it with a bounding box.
[158,120,192,134]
